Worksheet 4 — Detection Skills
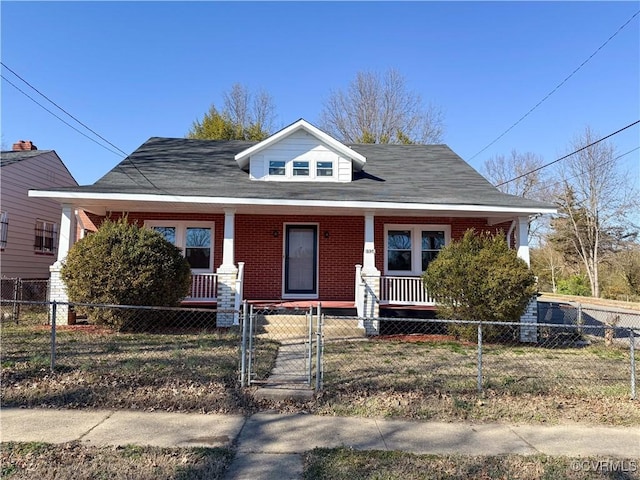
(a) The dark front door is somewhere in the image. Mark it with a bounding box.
[284,225,317,295]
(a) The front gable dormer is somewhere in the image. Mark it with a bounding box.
[234,119,366,183]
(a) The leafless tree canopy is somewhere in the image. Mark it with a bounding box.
[482,150,556,244]
[482,150,549,199]
[223,83,276,135]
[319,69,444,144]
[553,126,639,297]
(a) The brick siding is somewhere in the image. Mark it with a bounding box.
[100,212,514,302]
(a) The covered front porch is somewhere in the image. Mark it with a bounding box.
[46,199,535,328]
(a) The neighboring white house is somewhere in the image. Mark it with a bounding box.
[1,141,78,279]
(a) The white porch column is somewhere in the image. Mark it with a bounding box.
[362,212,378,274]
[49,204,76,325]
[360,212,380,333]
[217,209,238,327]
[220,209,237,272]
[57,204,76,262]
[516,216,530,267]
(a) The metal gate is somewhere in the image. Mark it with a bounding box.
[240,302,323,390]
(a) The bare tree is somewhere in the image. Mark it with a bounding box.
[319,68,444,144]
[531,241,566,293]
[188,83,277,141]
[482,150,547,198]
[223,83,276,139]
[482,150,556,244]
[550,126,639,297]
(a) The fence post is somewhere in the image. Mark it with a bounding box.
[577,303,583,334]
[50,301,57,372]
[12,278,19,323]
[477,321,483,393]
[240,300,248,387]
[631,328,636,400]
[315,303,323,391]
[247,305,255,385]
[308,306,314,386]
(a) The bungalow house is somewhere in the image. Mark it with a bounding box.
[29,119,555,337]
[1,141,78,280]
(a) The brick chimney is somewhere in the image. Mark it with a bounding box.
[12,140,37,151]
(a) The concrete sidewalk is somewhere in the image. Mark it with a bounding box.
[1,408,639,480]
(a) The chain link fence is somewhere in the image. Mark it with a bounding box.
[0,278,49,323]
[2,298,638,418]
[0,300,252,413]
[240,305,638,402]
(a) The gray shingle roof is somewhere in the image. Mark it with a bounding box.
[51,137,554,210]
[1,150,53,167]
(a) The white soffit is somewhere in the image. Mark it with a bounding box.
[28,190,557,217]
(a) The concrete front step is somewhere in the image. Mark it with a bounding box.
[253,386,315,402]
[257,315,366,339]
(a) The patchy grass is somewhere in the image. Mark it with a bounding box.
[0,441,233,479]
[1,322,278,413]
[301,337,640,425]
[2,319,638,424]
[303,448,640,480]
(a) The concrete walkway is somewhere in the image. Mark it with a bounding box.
[253,340,315,402]
[1,408,639,480]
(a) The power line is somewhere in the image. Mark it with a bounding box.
[526,145,640,202]
[1,61,130,157]
[469,9,640,162]
[1,75,123,157]
[1,64,161,190]
[495,120,640,187]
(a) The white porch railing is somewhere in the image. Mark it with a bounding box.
[380,275,435,305]
[186,273,218,301]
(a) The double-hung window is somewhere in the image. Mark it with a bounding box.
[316,161,333,177]
[293,161,309,176]
[34,219,57,255]
[385,225,449,275]
[147,221,214,272]
[269,160,286,176]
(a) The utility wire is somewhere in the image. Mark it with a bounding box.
[1,61,130,157]
[525,145,640,203]
[469,9,640,162]
[1,75,123,158]
[495,120,640,187]
[1,64,160,190]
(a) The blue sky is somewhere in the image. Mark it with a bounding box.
[2,1,639,187]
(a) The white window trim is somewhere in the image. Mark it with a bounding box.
[268,160,286,176]
[384,224,451,276]
[265,157,336,181]
[144,220,215,273]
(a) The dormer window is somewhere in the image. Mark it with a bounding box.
[317,161,333,177]
[269,160,285,176]
[293,161,310,176]
[239,119,366,183]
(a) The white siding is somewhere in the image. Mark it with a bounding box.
[249,154,265,180]
[0,151,77,279]
[249,130,353,182]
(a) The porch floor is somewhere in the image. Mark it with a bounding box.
[248,300,355,310]
[179,299,438,314]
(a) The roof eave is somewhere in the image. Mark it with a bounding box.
[28,190,557,217]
